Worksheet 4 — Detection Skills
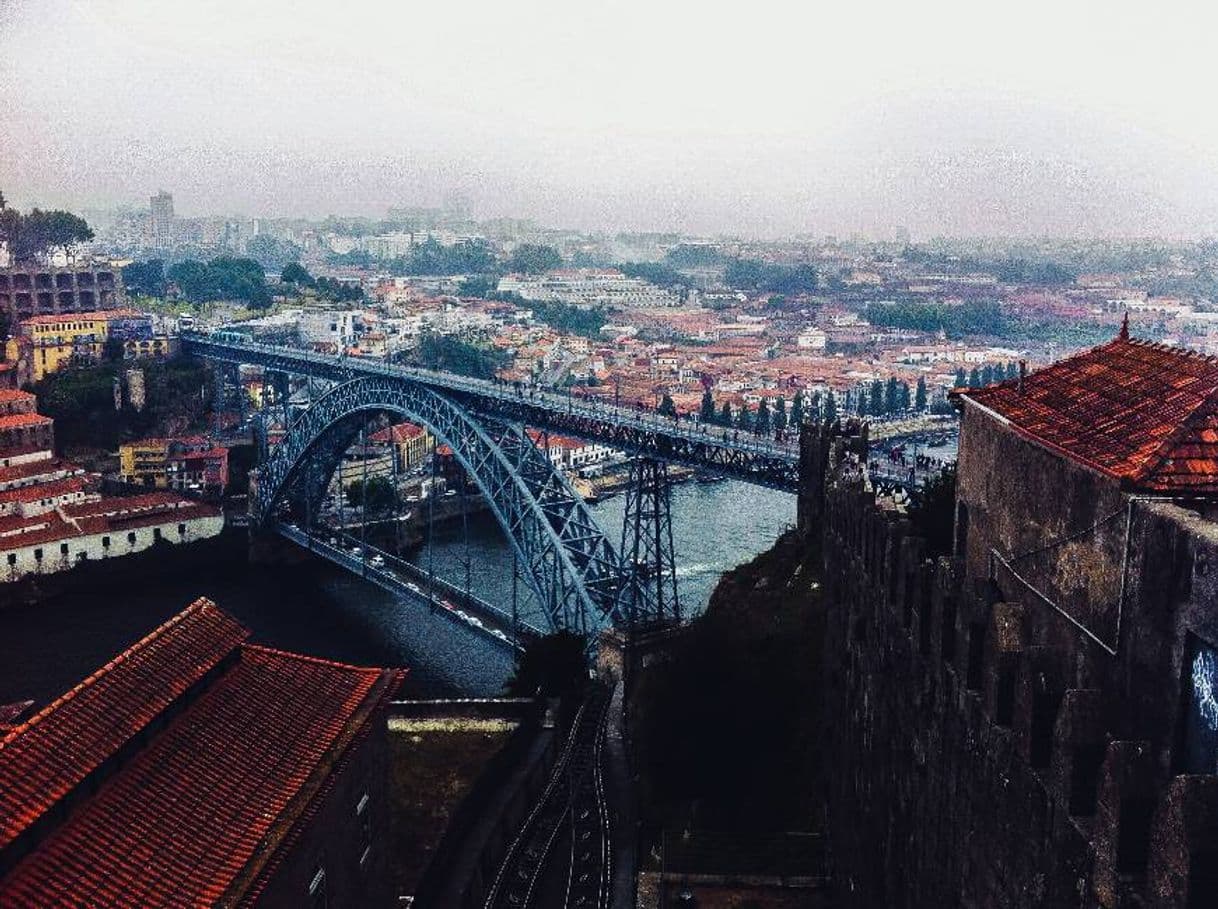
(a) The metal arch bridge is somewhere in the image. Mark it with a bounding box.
[182,332,801,637]
[181,333,800,491]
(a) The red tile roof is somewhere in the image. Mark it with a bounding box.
[369,422,428,444]
[0,599,404,906]
[957,332,1218,493]
[0,390,35,405]
[0,413,51,432]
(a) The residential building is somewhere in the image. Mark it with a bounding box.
[301,309,360,350]
[0,599,403,907]
[119,436,228,492]
[369,422,434,472]
[4,310,168,381]
[0,265,125,323]
[0,391,53,461]
[498,269,680,308]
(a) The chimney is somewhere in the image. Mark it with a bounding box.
[1018,360,1027,393]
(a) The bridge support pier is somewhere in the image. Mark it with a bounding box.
[619,457,680,628]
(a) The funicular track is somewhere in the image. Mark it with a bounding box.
[484,686,613,909]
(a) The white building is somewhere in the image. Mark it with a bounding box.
[499,269,680,309]
[300,310,361,349]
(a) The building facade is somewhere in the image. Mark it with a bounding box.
[0,265,125,323]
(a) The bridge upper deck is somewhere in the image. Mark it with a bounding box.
[183,333,802,490]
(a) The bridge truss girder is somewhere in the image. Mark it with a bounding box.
[254,375,647,636]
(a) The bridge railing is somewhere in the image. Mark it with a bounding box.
[184,332,800,462]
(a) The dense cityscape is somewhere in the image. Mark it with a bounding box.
[6,2,1218,908]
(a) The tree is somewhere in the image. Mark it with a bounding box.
[1006,361,1019,381]
[122,259,167,297]
[168,257,271,308]
[526,300,607,339]
[1,206,94,264]
[915,376,928,411]
[967,367,981,388]
[756,399,771,434]
[790,391,805,427]
[458,274,496,298]
[346,476,396,514]
[897,381,911,412]
[774,396,787,431]
[507,243,562,274]
[869,380,884,415]
[954,367,967,388]
[884,377,900,414]
[657,393,678,419]
[719,401,733,426]
[504,631,588,697]
[699,388,716,423]
[823,392,838,425]
[736,403,753,431]
[415,333,509,380]
[857,390,869,417]
[980,364,994,387]
[281,262,314,286]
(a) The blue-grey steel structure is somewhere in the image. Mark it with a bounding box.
[183,333,800,635]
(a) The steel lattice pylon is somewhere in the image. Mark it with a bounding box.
[252,375,652,635]
[619,457,680,627]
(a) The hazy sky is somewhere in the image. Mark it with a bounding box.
[3,0,1218,238]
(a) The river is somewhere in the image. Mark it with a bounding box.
[0,480,794,708]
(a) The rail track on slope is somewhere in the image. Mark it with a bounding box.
[484,685,613,909]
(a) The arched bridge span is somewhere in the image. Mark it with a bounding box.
[258,375,639,636]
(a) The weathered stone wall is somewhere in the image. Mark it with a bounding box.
[815,422,1218,909]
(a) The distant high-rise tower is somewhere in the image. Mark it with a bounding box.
[149,190,175,248]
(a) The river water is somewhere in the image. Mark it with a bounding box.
[0,480,794,706]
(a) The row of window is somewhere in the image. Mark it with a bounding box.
[4,524,190,566]
[308,791,373,909]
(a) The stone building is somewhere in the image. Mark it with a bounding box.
[0,265,125,323]
[0,598,404,907]
[815,325,1218,908]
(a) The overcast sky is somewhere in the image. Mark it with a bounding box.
[2,0,1218,239]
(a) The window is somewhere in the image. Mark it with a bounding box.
[308,866,327,909]
[33,548,42,562]
[6,554,15,566]
[60,542,69,556]
[127,532,136,544]
[178,523,187,536]
[356,793,372,866]
[102,536,110,548]
[153,527,162,542]
[1181,635,1218,774]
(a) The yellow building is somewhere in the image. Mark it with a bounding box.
[119,438,172,488]
[369,422,434,472]
[7,313,110,382]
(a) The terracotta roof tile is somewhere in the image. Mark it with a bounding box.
[958,334,1218,493]
[0,601,404,906]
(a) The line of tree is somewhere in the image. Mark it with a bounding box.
[698,390,818,432]
[952,362,1020,389]
[0,192,94,264]
[617,261,688,287]
[864,300,1007,338]
[281,263,364,302]
[723,259,819,295]
[523,299,607,339]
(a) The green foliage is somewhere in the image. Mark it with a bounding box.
[657,393,678,418]
[314,276,363,303]
[403,238,497,275]
[822,392,838,424]
[663,244,722,268]
[281,262,314,286]
[908,464,958,558]
[122,259,167,297]
[346,476,397,513]
[414,332,508,379]
[527,300,607,339]
[617,261,687,287]
[915,376,928,410]
[246,233,302,271]
[718,401,733,426]
[168,257,270,308]
[31,356,211,451]
[458,274,496,298]
[736,403,753,431]
[699,388,716,423]
[954,367,967,388]
[756,399,771,433]
[0,205,94,263]
[865,300,1007,338]
[504,631,588,697]
[507,243,562,275]
[995,258,1076,285]
[723,259,818,295]
[790,391,804,427]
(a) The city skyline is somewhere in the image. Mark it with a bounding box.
[3,1,1218,239]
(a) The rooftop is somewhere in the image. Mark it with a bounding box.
[957,326,1218,494]
[0,599,403,906]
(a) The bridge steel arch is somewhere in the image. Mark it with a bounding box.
[255,375,637,636]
